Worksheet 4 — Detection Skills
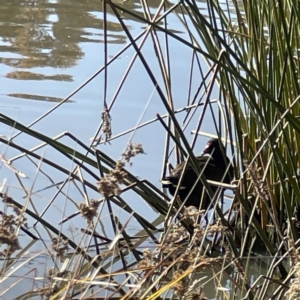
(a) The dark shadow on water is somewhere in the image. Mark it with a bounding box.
[8,93,74,102]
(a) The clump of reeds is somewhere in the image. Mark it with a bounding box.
[78,199,101,225]
[131,228,210,299]
[244,160,270,202]
[2,0,300,297]
[97,160,127,197]
[39,267,70,299]
[0,193,24,256]
[123,142,146,163]
[97,143,145,198]
[51,236,69,257]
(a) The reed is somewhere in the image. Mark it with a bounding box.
[1,0,300,299]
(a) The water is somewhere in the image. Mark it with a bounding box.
[0,0,219,222]
[0,0,243,299]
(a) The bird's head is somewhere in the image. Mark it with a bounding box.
[203,138,221,155]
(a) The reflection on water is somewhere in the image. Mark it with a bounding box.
[0,0,137,104]
[0,0,170,74]
[0,0,124,72]
[0,0,178,103]
[8,93,74,102]
[6,70,73,81]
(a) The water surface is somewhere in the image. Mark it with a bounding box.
[0,1,237,299]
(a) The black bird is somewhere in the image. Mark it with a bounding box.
[162,138,234,211]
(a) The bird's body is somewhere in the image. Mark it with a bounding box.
[162,139,233,211]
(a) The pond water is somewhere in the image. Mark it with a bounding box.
[0,0,224,225]
[0,0,245,299]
